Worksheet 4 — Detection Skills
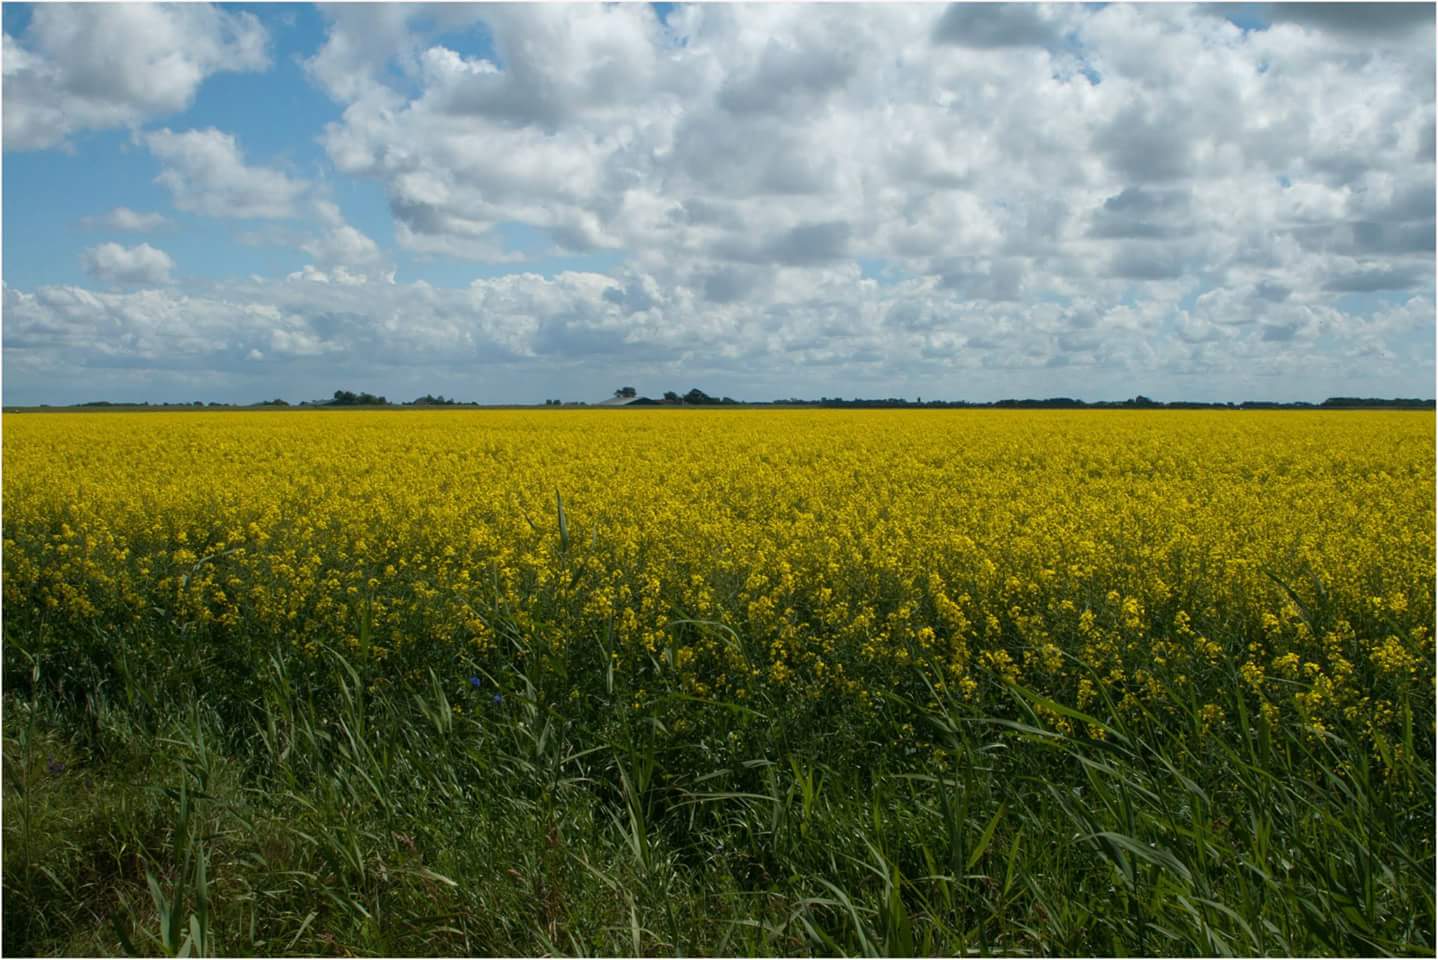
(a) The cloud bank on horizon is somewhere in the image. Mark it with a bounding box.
[3,2,1433,405]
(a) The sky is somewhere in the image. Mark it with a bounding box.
[2,1,1434,405]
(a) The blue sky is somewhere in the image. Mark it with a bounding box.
[3,2,622,291]
[3,3,1434,405]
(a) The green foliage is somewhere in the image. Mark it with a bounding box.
[329,390,388,407]
[4,608,1433,957]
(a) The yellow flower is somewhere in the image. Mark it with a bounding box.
[0,406,1429,771]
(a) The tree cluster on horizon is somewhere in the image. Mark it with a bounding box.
[20,391,1436,411]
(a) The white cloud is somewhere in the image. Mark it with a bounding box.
[3,4,268,151]
[300,201,382,268]
[147,128,308,219]
[81,207,171,231]
[302,1,1431,309]
[286,264,369,286]
[81,243,176,286]
[1261,2,1435,42]
[3,4,1433,404]
[5,259,1432,404]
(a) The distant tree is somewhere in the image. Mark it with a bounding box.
[331,389,388,406]
[683,388,718,405]
[1322,396,1434,409]
[662,391,681,403]
[614,386,637,399]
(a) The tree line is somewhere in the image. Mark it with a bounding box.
[761,395,1436,410]
[24,391,1436,411]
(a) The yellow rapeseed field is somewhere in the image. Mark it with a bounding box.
[4,409,1433,765]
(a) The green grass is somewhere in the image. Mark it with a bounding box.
[4,606,1434,957]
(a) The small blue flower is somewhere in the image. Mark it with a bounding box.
[492,692,504,706]
[469,675,483,689]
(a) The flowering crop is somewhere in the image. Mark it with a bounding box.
[3,409,1432,765]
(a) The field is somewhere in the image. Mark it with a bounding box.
[3,409,1434,956]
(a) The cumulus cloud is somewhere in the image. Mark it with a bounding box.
[299,201,383,270]
[931,2,1074,50]
[285,264,370,286]
[3,3,1433,404]
[304,3,462,104]
[303,2,1431,304]
[81,207,172,232]
[300,225,381,265]
[3,4,267,151]
[1263,2,1435,41]
[147,128,308,219]
[6,253,1432,404]
[81,243,175,286]
[286,0,1432,402]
